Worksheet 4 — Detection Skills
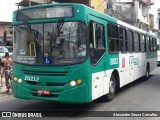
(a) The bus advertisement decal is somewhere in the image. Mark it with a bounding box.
[122,58,125,68]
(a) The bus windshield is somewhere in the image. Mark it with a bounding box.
[13,21,87,65]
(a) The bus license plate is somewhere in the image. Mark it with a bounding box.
[38,90,50,95]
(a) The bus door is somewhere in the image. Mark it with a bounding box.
[89,20,107,100]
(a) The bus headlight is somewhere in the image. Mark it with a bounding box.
[18,79,22,83]
[70,80,76,87]
[13,77,18,81]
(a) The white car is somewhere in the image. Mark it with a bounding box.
[0,46,9,66]
[6,46,13,57]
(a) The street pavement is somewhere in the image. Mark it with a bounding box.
[0,77,13,102]
[0,67,160,120]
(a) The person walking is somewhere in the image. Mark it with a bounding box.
[1,52,13,94]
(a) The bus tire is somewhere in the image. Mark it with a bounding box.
[104,75,116,102]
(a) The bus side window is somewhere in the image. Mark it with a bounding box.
[157,44,160,51]
[146,37,150,52]
[119,27,127,52]
[127,30,134,53]
[95,24,105,49]
[108,22,119,52]
[134,32,140,53]
[140,35,145,52]
[89,22,94,48]
[154,39,157,51]
[89,21,105,65]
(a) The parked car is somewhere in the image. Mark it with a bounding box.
[6,46,13,57]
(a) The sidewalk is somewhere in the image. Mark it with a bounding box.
[0,77,13,99]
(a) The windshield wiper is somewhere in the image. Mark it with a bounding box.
[51,18,64,44]
[56,18,64,37]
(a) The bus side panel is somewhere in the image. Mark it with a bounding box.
[88,15,120,101]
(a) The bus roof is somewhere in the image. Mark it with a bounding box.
[13,3,156,38]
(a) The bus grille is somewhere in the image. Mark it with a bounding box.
[46,82,65,86]
[26,81,65,86]
[22,70,68,76]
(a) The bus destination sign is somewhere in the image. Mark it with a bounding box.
[34,7,73,19]
[17,6,73,21]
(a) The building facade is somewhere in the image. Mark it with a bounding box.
[152,0,160,45]
[53,0,104,13]
[17,0,104,13]
[105,0,155,31]
[0,22,13,46]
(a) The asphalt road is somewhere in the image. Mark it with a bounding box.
[1,67,160,120]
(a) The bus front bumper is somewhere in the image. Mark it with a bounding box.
[12,82,90,103]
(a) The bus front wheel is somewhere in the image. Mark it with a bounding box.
[104,75,116,102]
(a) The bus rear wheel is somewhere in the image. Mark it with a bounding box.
[103,75,116,102]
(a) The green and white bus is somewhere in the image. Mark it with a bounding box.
[12,3,157,103]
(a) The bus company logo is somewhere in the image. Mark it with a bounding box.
[122,58,125,68]
[110,58,118,65]
[129,56,139,65]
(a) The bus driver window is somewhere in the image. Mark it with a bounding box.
[89,21,105,65]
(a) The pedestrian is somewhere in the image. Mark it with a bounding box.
[1,52,13,94]
[0,58,4,87]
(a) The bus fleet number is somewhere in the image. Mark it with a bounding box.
[24,76,39,82]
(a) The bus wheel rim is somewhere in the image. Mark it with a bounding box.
[146,69,149,78]
[109,80,115,94]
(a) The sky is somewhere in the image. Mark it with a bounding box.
[0,0,20,22]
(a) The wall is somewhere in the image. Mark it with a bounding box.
[137,1,149,25]
[151,0,160,30]
[52,0,104,13]
[91,0,104,13]
[0,23,12,44]
[55,0,89,5]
